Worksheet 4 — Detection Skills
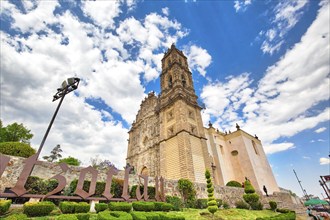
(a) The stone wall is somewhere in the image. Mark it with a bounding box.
[1,155,304,213]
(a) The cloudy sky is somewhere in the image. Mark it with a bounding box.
[1,0,329,198]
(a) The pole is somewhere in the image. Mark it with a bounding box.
[293,169,309,200]
[36,87,67,158]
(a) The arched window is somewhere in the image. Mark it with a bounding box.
[181,74,186,87]
[168,75,173,88]
[141,166,148,176]
[252,140,259,155]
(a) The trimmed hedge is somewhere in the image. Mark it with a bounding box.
[0,142,36,158]
[226,180,242,188]
[130,185,156,199]
[269,201,277,211]
[235,200,250,209]
[59,201,90,214]
[132,201,155,212]
[75,202,90,213]
[57,214,78,220]
[108,202,132,212]
[98,211,133,220]
[76,213,90,220]
[153,202,173,212]
[4,214,28,220]
[166,196,182,211]
[95,203,108,213]
[243,193,260,204]
[256,210,296,220]
[23,201,55,217]
[244,180,255,194]
[0,199,11,215]
[24,176,59,195]
[159,213,185,220]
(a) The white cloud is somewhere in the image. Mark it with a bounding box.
[81,0,122,29]
[201,1,330,154]
[234,0,252,12]
[184,45,212,77]
[320,157,330,165]
[259,0,309,54]
[162,7,169,16]
[303,156,311,159]
[315,127,327,133]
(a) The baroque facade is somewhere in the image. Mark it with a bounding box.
[126,44,279,194]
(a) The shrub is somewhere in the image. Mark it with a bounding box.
[74,202,90,213]
[178,178,196,208]
[95,203,108,213]
[130,185,156,199]
[243,193,260,204]
[0,142,36,158]
[226,181,242,188]
[235,200,250,209]
[159,213,185,220]
[24,176,58,195]
[0,199,11,215]
[132,201,155,212]
[205,170,217,215]
[98,210,133,220]
[4,214,28,220]
[76,213,90,220]
[222,201,230,209]
[269,200,277,211]
[23,201,55,217]
[59,201,76,214]
[166,196,182,211]
[244,180,255,194]
[58,156,81,166]
[108,202,132,212]
[57,214,78,220]
[196,199,208,209]
[153,202,173,212]
[216,199,222,208]
[250,201,263,210]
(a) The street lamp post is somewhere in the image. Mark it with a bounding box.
[36,77,80,158]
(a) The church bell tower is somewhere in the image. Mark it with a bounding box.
[158,44,211,182]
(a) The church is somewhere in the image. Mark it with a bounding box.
[126,44,279,194]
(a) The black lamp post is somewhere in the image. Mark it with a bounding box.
[36,77,80,158]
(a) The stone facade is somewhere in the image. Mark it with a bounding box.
[126,44,280,195]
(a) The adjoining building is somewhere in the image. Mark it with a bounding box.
[126,44,279,194]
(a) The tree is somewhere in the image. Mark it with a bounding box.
[178,178,196,208]
[58,156,81,166]
[205,170,218,217]
[43,144,62,162]
[0,120,33,144]
[90,155,118,171]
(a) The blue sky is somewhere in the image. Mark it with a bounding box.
[1,0,329,198]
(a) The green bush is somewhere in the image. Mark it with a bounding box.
[108,202,132,212]
[24,176,58,195]
[4,214,28,220]
[178,178,196,208]
[58,156,81,166]
[130,185,156,199]
[57,214,78,220]
[250,201,263,210]
[0,142,36,158]
[269,200,277,211]
[75,202,90,213]
[59,201,76,214]
[205,170,217,215]
[243,193,260,204]
[132,201,155,212]
[153,202,172,212]
[222,201,230,209]
[95,203,108,213]
[207,200,217,207]
[165,196,182,211]
[277,208,293,213]
[67,178,123,198]
[0,199,11,215]
[23,201,55,217]
[159,213,185,220]
[207,206,218,214]
[244,180,255,194]
[195,199,208,209]
[226,180,242,188]
[235,200,250,209]
[98,210,133,220]
[76,213,90,220]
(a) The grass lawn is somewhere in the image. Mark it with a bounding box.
[0,207,286,220]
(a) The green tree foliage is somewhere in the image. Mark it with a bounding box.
[59,156,81,166]
[243,180,263,210]
[43,144,62,162]
[0,142,36,158]
[226,180,242,188]
[205,169,218,216]
[0,120,33,144]
[178,178,196,208]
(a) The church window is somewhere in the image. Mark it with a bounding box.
[168,75,173,88]
[252,140,259,155]
[181,74,186,87]
[231,150,238,156]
